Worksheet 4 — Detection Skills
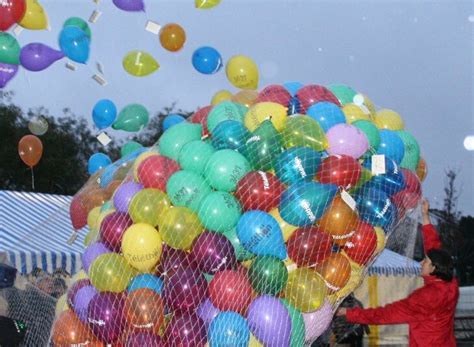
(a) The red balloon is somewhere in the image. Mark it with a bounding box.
[99,212,133,252]
[0,0,26,31]
[295,84,341,113]
[190,231,237,274]
[137,155,180,191]
[189,105,212,137]
[234,171,285,212]
[256,84,292,106]
[287,226,333,267]
[208,270,253,315]
[343,221,377,265]
[70,194,88,230]
[392,168,422,217]
[317,155,362,189]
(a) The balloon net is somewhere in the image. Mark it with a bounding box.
[52,84,426,346]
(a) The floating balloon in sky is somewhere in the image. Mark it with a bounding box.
[192,46,222,75]
[63,17,91,39]
[19,0,48,30]
[0,33,21,65]
[20,43,64,72]
[92,99,117,129]
[123,50,159,77]
[160,23,186,52]
[226,55,259,90]
[18,134,43,168]
[0,63,18,88]
[113,104,149,132]
[58,26,90,64]
[28,115,49,135]
[113,0,145,12]
[195,0,221,9]
[0,0,26,31]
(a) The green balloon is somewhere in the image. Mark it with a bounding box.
[159,122,202,161]
[221,227,254,261]
[198,191,242,233]
[242,120,284,171]
[121,141,143,157]
[248,256,288,295]
[328,84,358,106]
[178,140,216,174]
[0,33,20,65]
[282,115,327,151]
[204,149,251,191]
[206,101,248,134]
[353,120,381,150]
[397,130,420,171]
[113,104,149,132]
[281,299,306,347]
[63,17,92,39]
[204,273,214,283]
[166,170,212,212]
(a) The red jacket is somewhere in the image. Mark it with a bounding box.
[346,224,459,347]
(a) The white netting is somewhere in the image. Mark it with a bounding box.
[51,83,426,346]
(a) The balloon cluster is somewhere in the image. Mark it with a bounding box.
[54,82,426,346]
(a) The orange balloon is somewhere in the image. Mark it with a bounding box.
[231,90,259,108]
[159,23,186,52]
[82,188,109,212]
[124,288,165,331]
[18,134,43,167]
[416,157,427,182]
[316,253,351,292]
[318,196,358,246]
[51,310,101,346]
[105,179,123,196]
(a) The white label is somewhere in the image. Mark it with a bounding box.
[286,262,298,273]
[93,0,100,3]
[145,20,162,35]
[65,62,77,71]
[97,132,112,146]
[92,74,107,86]
[371,154,386,175]
[12,24,23,36]
[96,62,105,75]
[341,190,356,211]
[89,10,102,23]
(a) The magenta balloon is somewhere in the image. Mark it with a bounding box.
[99,212,133,252]
[112,0,145,11]
[190,231,237,274]
[302,300,333,343]
[113,182,143,213]
[87,292,125,343]
[197,298,221,326]
[67,279,91,308]
[326,123,369,159]
[247,295,292,347]
[0,63,18,88]
[73,285,97,323]
[81,242,111,273]
[126,332,165,347]
[20,43,64,72]
[155,245,197,278]
[163,313,207,347]
[163,268,207,312]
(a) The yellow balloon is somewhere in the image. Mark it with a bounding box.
[374,109,404,130]
[343,103,371,123]
[84,228,99,247]
[360,94,377,117]
[231,90,259,108]
[226,55,259,90]
[133,150,159,181]
[55,294,69,317]
[281,115,328,151]
[269,208,298,241]
[122,223,163,272]
[71,270,88,282]
[211,89,233,105]
[123,51,159,77]
[374,226,386,254]
[244,102,287,132]
[87,206,101,231]
[129,189,171,227]
[159,207,203,250]
[89,253,136,292]
[195,0,221,9]
[249,333,264,347]
[284,268,326,312]
[19,0,48,30]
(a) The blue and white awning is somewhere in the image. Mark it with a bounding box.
[0,190,86,275]
[368,249,421,276]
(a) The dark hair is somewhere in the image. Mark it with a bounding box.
[427,249,454,282]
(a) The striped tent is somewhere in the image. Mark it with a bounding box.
[368,248,421,276]
[0,190,86,275]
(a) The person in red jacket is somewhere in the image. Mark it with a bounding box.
[337,199,459,347]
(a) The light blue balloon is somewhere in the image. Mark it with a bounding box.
[274,147,322,185]
[211,120,250,151]
[88,153,112,175]
[237,211,287,260]
[100,200,113,212]
[163,114,186,131]
[377,130,405,164]
[356,187,397,231]
[283,81,304,96]
[128,274,163,294]
[209,312,250,347]
[92,99,117,129]
[58,26,90,64]
[306,102,346,132]
[192,46,223,75]
[279,182,337,227]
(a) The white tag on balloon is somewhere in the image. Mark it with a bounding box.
[93,0,100,3]
[65,62,77,71]
[145,20,161,35]
[96,62,105,75]
[97,132,112,146]
[371,154,386,175]
[13,25,23,37]
[341,190,356,210]
[92,74,107,86]
[89,10,102,23]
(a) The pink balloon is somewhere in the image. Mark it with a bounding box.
[326,124,369,159]
[302,300,333,343]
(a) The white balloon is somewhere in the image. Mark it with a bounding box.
[28,116,48,136]
[463,136,474,151]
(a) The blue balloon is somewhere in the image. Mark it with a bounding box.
[274,147,322,185]
[128,274,164,294]
[121,146,148,161]
[377,130,405,164]
[362,156,405,196]
[287,97,301,115]
[163,114,186,131]
[99,164,117,188]
[209,312,250,347]
[283,81,304,96]
[92,99,117,129]
[279,182,337,227]
[211,120,250,151]
[307,102,346,132]
[356,187,397,230]
[192,46,222,75]
[88,153,112,175]
[237,211,287,260]
[58,26,90,64]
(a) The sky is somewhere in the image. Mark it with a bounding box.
[4,0,474,214]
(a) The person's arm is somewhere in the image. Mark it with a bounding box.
[421,199,442,252]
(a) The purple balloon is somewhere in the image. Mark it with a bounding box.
[163,268,208,312]
[72,285,97,322]
[303,300,333,343]
[99,212,133,252]
[67,279,91,308]
[156,245,197,278]
[247,295,292,347]
[190,231,237,274]
[87,292,125,343]
[20,43,64,72]
[113,182,143,213]
[126,332,165,347]
[112,0,145,11]
[163,313,207,347]
[197,298,220,326]
[326,123,369,159]
[0,63,18,88]
[82,242,111,273]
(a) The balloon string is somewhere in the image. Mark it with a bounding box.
[31,167,35,190]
